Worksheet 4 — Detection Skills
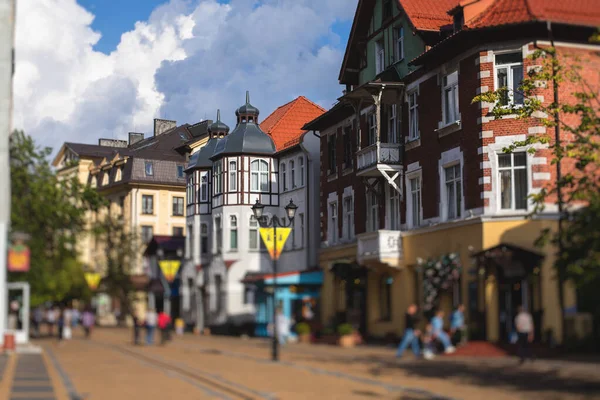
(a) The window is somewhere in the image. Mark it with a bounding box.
[142,195,154,215]
[498,153,528,210]
[201,223,208,254]
[244,286,255,305]
[380,276,393,321]
[102,173,108,186]
[408,90,419,140]
[215,216,223,253]
[495,52,524,106]
[251,160,269,192]
[213,161,223,194]
[395,27,404,62]
[199,172,208,202]
[187,174,195,205]
[249,216,259,250]
[327,134,337,174]
[141,226,153,244]
[375,40,385,74]
[145,161,154,176]
[116,168,122,182]
[343,196,354,239]
[409,177,422,227]
[368,112,376,145]
[215,275,223,316]
[389,188,400,230]
[173,227,184,236]
[445,164,462,219]
[290,160,295,188]
[382,0,392,21]
[299,212,305,248]
[280,163,287,191]
[329,202,338,243]
[367,190,379,232]
[172,196,184,216]
[443,71,459,125]
[342,126,353,168]
[230,215,238,251]
[177,165,184,178]
[229,161,237,191]
[388,104,399,143]
[299,157,305,186]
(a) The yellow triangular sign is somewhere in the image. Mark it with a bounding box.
[259,227,292,260]
[159,260,181,283]
[84,272,101,291]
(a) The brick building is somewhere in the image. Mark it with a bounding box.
[305,0,599,343]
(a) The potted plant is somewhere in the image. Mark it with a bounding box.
[296,322,311,343]
[337,323,355,348]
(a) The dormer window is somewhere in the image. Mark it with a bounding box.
[177,165,184,178]
[116,167,122,182]
[453,11,464,33]
[102,172,109,186]
[145,161,154,176]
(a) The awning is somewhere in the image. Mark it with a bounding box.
[241,268,323,286]
[472,243,544,279]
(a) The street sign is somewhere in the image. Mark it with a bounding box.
[259,227,291,260]
[159,260,181,283]
[7,244,30,272]
[84,272,101,291]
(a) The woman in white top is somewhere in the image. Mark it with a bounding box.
[63,308,72,340]
[275,308,290,345]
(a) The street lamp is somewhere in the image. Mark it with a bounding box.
[251,199,297,362]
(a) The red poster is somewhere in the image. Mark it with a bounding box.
[8,244,30,272]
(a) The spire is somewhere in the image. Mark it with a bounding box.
[235,90,260,123]
[246,91,250,104]
[208,108,230,137]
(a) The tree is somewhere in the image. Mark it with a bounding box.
[9,131,105,306]
[473,38,600,339]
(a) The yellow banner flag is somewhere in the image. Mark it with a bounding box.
[84,272,102,291]
[159,260,181,283]
[259,227,292,260]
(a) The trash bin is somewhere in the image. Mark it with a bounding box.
[4,333,16,352]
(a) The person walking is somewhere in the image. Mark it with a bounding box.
[275,307,290,346]
[145,309,158,345]
[63,307,73,341]
[46,307,57,337]
[515,305,535,364]
[132,311,142,345]
[33,306,44,338]
[158,311,172,345]
[71,305,80,330]
[431,310,456,354]
[57,307,65,343]
[396,304,421,359]
[450,304,466,346]
[82,307,95,339]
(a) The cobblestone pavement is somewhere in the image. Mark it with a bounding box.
[32,328,600,400]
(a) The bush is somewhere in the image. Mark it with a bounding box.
[337,323,354,336]
[296,323,311,335]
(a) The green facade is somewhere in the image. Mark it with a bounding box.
[358,0,425,85]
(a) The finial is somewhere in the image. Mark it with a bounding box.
[216,109,221,121]
[246,91,250,104]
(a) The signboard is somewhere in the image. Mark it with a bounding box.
[8,244,30,272]
[159,260,181,283]
[84,272,102,291]
[259,227,291,260]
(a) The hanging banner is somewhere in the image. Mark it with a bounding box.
[259,227,291,260]
[159,260,181,283]
[7,244,30,272]
[84,272,102,291]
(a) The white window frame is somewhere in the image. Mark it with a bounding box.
[388,104,398,143]
[366,188,379,232]
[395,26,404,62]
[442,70,460,126]
[229,160,237,192]
[199,171,208,202]
[343,196,354,240]
[187,173,195,205]
[141,194,154,215]
[249,215,260,250]
[213,160,223,195]
[251,159,269,192]
[444,163,462,220]
[280,163,287,191]
[214,215,223,253]
[387,186,400,230]
[329,202,338,243]
[290,160,295,188]
[493,51,524,107]
[406,172,422,228]
[145,161,153,176]
[497,152,529,212]
[229,215,238,251]
[172,196,184,216]
[375,40,385,74]
[408,90,419,140]
[299,157,305,186]
[368,112,376,145]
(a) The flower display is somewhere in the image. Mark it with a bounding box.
[421,253,462,311]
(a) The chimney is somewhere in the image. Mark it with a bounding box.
[154,118,177,136]
[128,132,144,146]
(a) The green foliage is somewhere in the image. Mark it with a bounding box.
[295,322,311,335]
[337,323,354,336]
[9,131,105,306]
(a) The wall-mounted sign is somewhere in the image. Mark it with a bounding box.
[8,244,30,272]
[85,272,102,291]
[159,260,181,283]
[259,227,291,260]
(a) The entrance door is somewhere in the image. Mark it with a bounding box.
[498,279,532,342]
[7,282,30,344]
[346,272,367,337]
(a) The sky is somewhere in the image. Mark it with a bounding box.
[13,0,356,152]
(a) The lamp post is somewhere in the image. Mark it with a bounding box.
[251,199,297,362]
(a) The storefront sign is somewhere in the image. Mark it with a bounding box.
[7,244,30,272]
[259,227,291,260]
[159,260,181,283]
[84,272,102,291]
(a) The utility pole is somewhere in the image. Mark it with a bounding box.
[0,0,16,347]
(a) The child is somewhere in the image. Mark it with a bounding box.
[421,323,436,360]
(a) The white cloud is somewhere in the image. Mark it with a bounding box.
[13,0,355,150]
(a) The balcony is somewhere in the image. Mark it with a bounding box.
[356,230,403,269]
[356,143,402,177]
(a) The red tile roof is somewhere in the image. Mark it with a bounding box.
[399,0,459,31]
[260,96,326,152]
[468,0,600,29]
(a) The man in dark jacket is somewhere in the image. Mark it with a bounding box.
[396,304,421,358]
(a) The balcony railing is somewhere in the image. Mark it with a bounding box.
[357,230,403,268]
[356,142,402,172]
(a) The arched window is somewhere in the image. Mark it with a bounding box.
[280,163,287,191]
[299,156,304,186]
[251,160,269,192]
[290,160,295,188]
